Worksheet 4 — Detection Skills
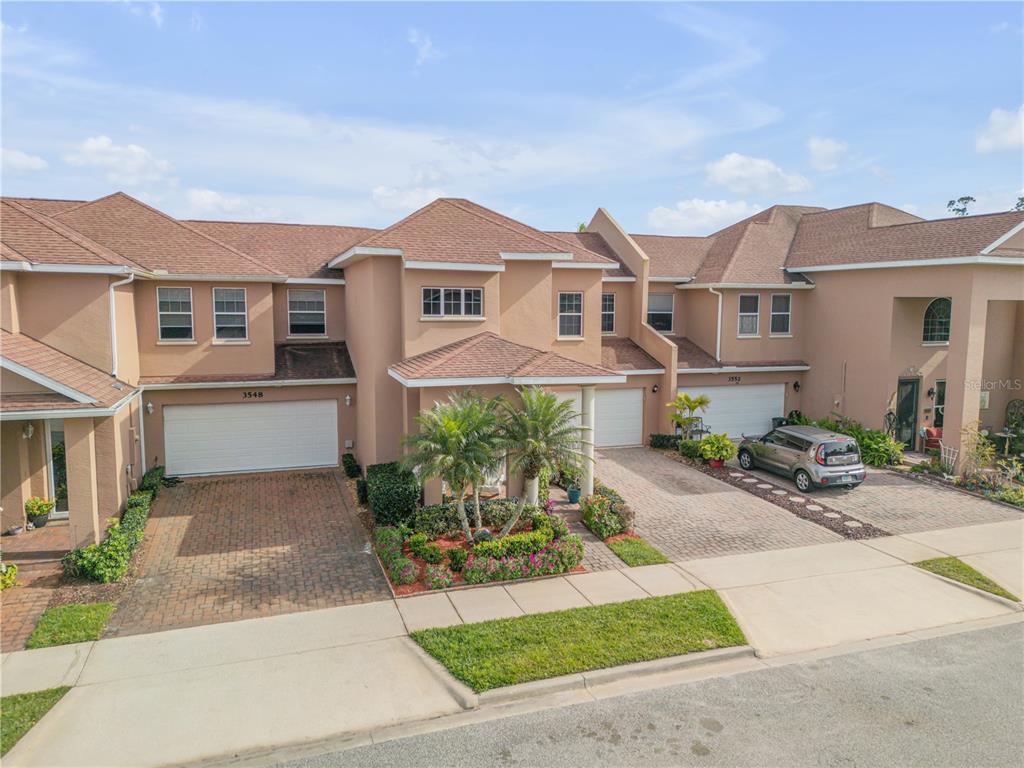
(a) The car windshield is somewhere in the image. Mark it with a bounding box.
[821,440,859,464]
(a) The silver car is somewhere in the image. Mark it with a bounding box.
[737,425,866,493]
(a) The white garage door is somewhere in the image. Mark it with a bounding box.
[596,389,644,447]
[677,383,784,439]
[164,400,338,476]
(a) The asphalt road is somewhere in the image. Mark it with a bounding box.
[279,623,1024,768]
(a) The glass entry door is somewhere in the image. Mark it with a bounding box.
[47,420,69,520]
[895,379,920,448]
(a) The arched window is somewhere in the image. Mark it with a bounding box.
[923,298,951,343]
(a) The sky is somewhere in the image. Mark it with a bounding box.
[1,2,1022,235]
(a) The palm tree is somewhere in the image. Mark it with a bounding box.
[449,391,503,529]
[401,392,500,540]
[496,386,585,538]
[667,392,711,439]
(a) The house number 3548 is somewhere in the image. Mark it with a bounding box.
[242,391,264,399]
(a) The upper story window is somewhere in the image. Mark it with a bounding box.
[647,293,673,333]
[422,287,483,318]
[601,293,615,334]
[213,287,248,341]
[770,293,791,336]
[738,294,760,337]
[288,289,326,336]
[157,286,193,341]
[923,297,951,344]
[558,292,583,337]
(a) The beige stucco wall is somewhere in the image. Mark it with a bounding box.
[498,261,553,352]
[0,418,48,530]
[1,369,50,394]
[16,273,112,371]
[400,269,501,357]
[272,284,346,342]
[1,271,19,333]
[113,282,140,385]
[599,282,632,338]
[551,269,604,365]
[679,289,719,359]
[980,300,1022,430]
[718,289,807,363]
[135,281,275,378]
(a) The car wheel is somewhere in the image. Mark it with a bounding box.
[738,450,754,470]
[794,470,813,493]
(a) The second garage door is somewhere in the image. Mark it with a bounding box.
[595,388,644,447]
[164,399,339,476]
[677,383,784,439]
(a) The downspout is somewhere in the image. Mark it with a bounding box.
[108,271,135,378]
[136,391,147,474]
[709,287,723,361]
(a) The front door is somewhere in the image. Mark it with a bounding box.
[895,378,920,448]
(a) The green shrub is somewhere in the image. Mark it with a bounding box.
[408,532,429,553]
[649,433,679,449]
[425,565,454,590]
[62,490,153,583]
[356,478,369,504]
[698,433,737,462]
[0,562,17,590]
[139,466,165,498]
[592,481,634,532]
[678,440,701,460]
[531,510,569,540]
[447,548,468,572]
[995,485,1024,508]
[25,497,55,519]
[388,557,418,585]
[411,499,530,537]
[857,430,904,467]
[341,453,361,479]
[366,462,420,527]
[421,544,445,564]
[461,534,583,584]
[373,526,404,568]
[580,494,624,539]
[786,409,811,426]
[473,526,553,559]
[550,534,584,570]
[537,465,552,505]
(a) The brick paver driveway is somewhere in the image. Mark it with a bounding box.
[106,470,390,637]
[597,448,840,561]
[739,464,1021,535]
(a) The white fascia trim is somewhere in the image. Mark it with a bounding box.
[327,246,403,269]
[403,260,505,272]
[0,262,133,275]
[511,374,627,385]
[678,364,810,375]
[387,369,626,388]
[981,221,1024,254]
[602,276,637,283]
[679,282,814,290]
[141,378,356,391]
[648,276,693,283]
[147,272,285,283]
[787,255,1024,273]
[619,368,666,376]
[0,358,96,403]
[284,277,346,285]
[551,261,617,270]
[500,252,572,261]
[0,389,136,421]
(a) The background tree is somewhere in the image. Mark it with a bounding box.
[1014,196,1024,212]
[947,196,975,216]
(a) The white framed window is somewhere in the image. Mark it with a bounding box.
[738,294,759,337]
[770,293,791,336]
[157,286,194,341]
[558,292,583,337]
[601,293,615,334]
[421,287,483,318]
[647,293,673,333]
[212,287,248,341]
[288,289,326,336]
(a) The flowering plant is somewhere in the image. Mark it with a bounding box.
[425,564,454,590]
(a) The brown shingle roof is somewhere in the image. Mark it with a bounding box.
[0,330,135,411]
[391,332,620,383]
[667,337,719,369]
[5,198,88,216]
[601,337,663,372]
[139,342,355,385]
[786,205,1024,269]
[186,220,376,279]
[1,199,135,267]
[630,234,713,279]
[545,231,633,277]
[54,193,281,276]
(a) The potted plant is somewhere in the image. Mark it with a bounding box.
[698,433,737,469]
[25,496,55,528]
[559,463,583,504]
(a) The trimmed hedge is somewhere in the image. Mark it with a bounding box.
[356,478,369,504]
[678,440,701,460]
[581,481,633,540]
[366,462,420,527]
[649,433,679,449]
[462,536,583,584]
[139,466,165,499]
[341,453,362,479]
[472,525,553,559]
[62,490,154,583]
[412,499,527,538]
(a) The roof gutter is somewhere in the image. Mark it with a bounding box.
[109,271,135,378]
[387,369,626,388]
[0,389,137,421]
[785,255,1024,273]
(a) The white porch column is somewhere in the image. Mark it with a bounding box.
[581,385,596,497]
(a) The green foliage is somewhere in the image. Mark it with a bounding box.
[678,439,701,460]
[580,494,624,539]
[472,525,553,559]
[698,433,737,461]
[356,478,369,504]
[388,557,418,586]
[947,195,975,217]
[649,433,679,449]
[531,509,569,540]
[373,526,404,569]
[61,491,153,583]
[425,565,454,590]
[447,547,468,572]
[0,562,17,590]
[26,603,114,649]
[666,393,711,439]
[857,430,904,467]
[915,557,1018,601]
[994,485,1024,509]
[1,687,71,756]
[408,533,446,564]
[412,499,529,538]
[139,465,165,498]
[366,462,420,527]
[461,535,583,584]
[960,422,997,479]
[606,536,669,567]
[24,496,55,519]
[537,465,553,504]
[341,453,361,479]
[786,409,811,426]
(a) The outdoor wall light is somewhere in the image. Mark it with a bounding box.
[651,384,660,394]
[927,387,936,399]
[145,402,154,415]
[345,394,352,406]
[793,381,801,393]
[21,423,34,439]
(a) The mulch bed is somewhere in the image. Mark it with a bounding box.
[657,449,890,540]
[889,467,1024,513]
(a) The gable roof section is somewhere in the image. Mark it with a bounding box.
[54,193,281,277]
[5,197,89,216]
[628,234,712,279]
[389,332,624,386]
[1,199,136,267]
[186,220,376,279]
[786,205,1024,269]
[601,337,663,372]
[545,231,633,277]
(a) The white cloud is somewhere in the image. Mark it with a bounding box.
[976,105,1024,153]
[64,135,172,185]
[149,3,164,28]
[2,147,48,172]
[407,28,443,68]
[646,198,762,236]
[189,11,202,33]
[372,185,446,212]
[806,136,848,172]
[705,152,811,195]
[183,188,280,220]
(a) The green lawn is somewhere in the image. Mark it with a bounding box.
[1,687,70,756]
[412,591,746,692]
[914,557,1019,601]
[606,536,669,567]
[26,603,114,649]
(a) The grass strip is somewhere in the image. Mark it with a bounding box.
[412,591,746,692]
[914,557,1019,601]
[606,536,670,566]
[26,603,114,649]
[1,687,70,756]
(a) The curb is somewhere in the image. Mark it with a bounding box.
[477,644,755,705]
[404,639,479,710]
[913,566,1022,612]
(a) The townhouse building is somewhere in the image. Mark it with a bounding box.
[1,192,1021,549]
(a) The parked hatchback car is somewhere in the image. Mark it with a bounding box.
[737,425,866,493]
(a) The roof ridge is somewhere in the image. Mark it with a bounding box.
[3,199,139,268]
[871,209,1024,229]
[358,199,450,248]
[186,218,378,232]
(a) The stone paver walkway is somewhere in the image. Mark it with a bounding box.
[106,469,390,637]
[1,524,71,651]
[547,487,621,571]
[596,448,839,560]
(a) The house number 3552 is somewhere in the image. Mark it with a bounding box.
[242,391,264,399]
